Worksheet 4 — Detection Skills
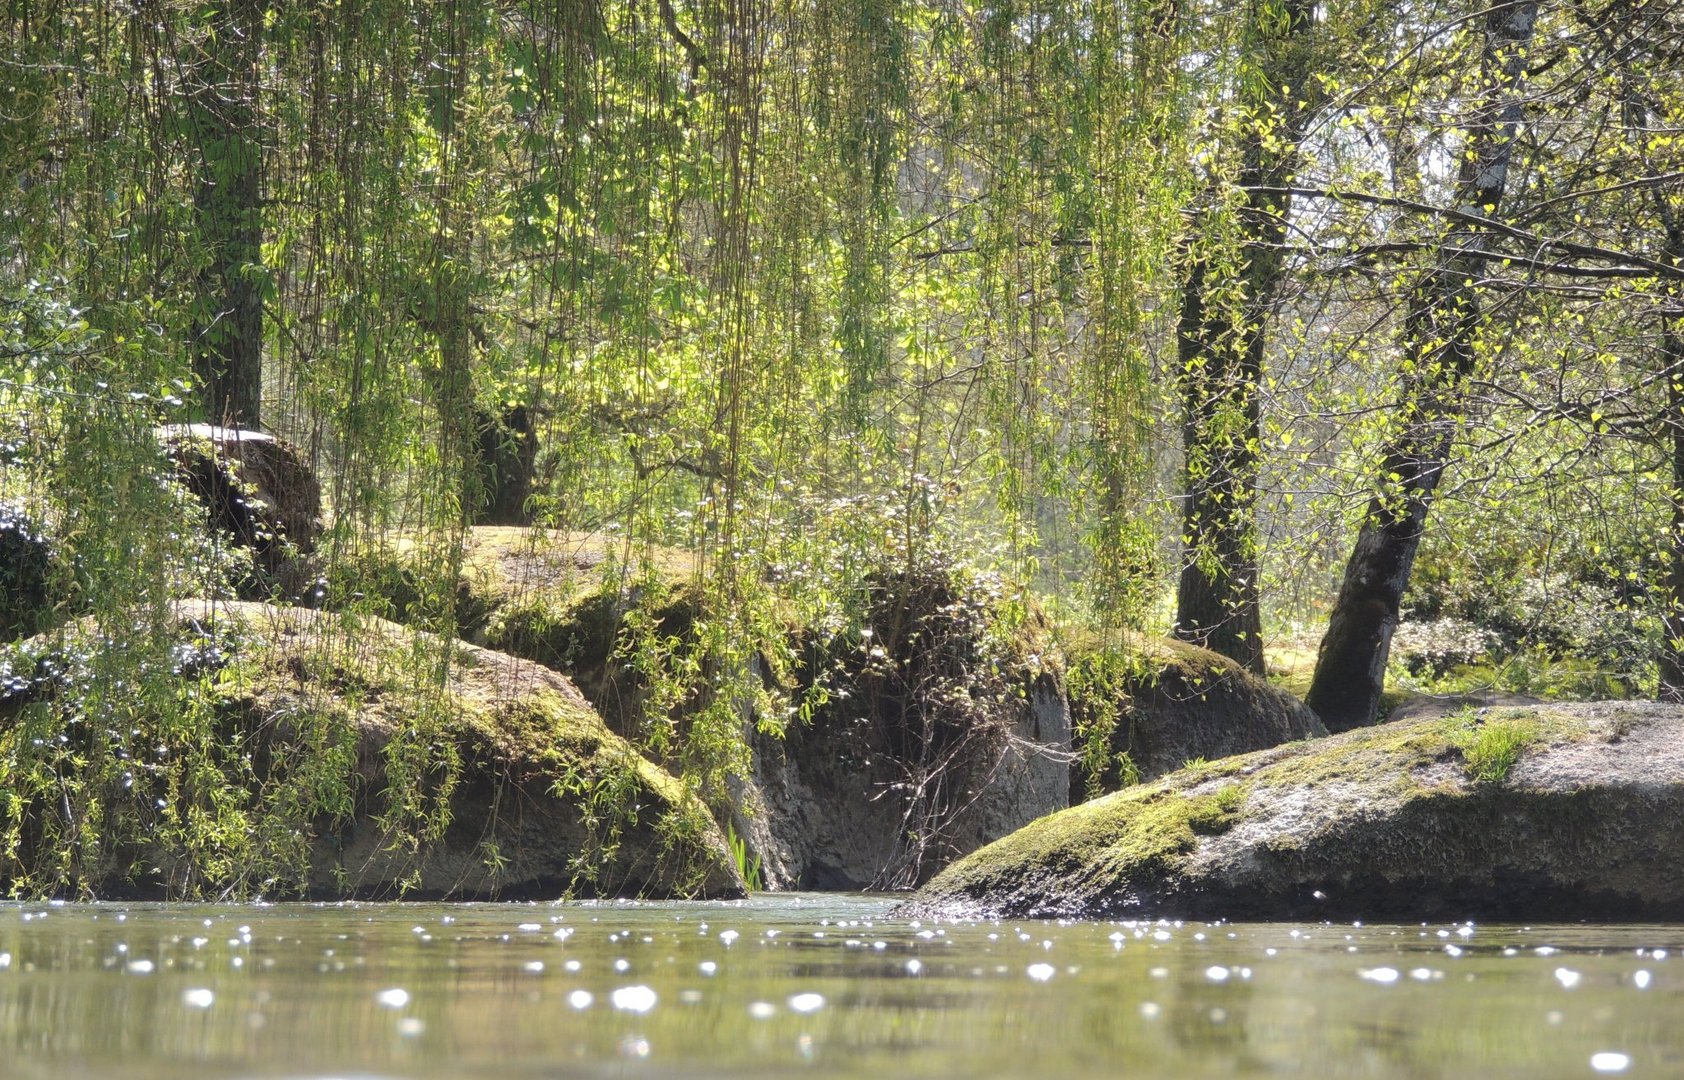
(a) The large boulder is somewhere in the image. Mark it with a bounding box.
[159,425,322,597]
[338,531,1074,888]
[0,600,743,901]
[1069,634,1325,798]
[903,702,1684,922]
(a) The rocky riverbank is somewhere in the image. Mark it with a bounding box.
[901,702,1684,922]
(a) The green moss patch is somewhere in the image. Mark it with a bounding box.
[918,773,1249,912]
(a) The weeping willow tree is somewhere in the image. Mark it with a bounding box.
[0,0,1206,896]
[12,0,1684,895]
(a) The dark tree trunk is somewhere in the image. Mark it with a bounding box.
[1173,0,1318,674]
[472,404,538,526]
[188,0,265,429]
[1306,0,1540,731]
[1657,226,1684,700]
[1174,253,1267,672]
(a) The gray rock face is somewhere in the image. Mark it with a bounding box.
[734,674,1072,891]
[904,702,1684,922]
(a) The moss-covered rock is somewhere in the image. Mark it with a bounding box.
[337,534,1075,889]
[1068,633,1325,799]
[0,600,743,901]
[902,702,1684,921]
[330,528,698,740]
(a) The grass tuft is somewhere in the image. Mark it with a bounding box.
[1453,715,1540,783]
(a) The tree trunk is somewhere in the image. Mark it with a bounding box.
[472,404,537,526]
[1173,0,1318,674]
[1174,252,1267,672]
[1306,0,1540,731]
[1657,226,1684,700]
[188,0,265,429]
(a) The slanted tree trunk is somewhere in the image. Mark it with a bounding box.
[1173,0,1318,674]
[188,0,265,429]
[1306,0,1541,731]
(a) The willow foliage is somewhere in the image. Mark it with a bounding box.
[8,0,1684,894]
[0,0,1199,894]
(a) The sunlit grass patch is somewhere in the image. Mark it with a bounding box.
[1451,713,1541,783]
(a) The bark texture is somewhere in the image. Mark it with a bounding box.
[188,0,265,429]
[1173,0,1318,673]
[1658,223,1684,700]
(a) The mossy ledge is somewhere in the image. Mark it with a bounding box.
[328,528,703,739]
[0,601,744,901]
[900,702,1684,922]
[1066,631,1325,798]
[337,529,1075,890]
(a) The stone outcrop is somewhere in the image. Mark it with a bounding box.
[159,425,322,596]
[734,673,1070,890]
[1070,634,1326,797]
[903,702,1684,922]
[737,565,1070,890]
[0,601,743,901]
[340,530,1075,888]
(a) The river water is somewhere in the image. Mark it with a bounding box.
[0,894,1677,1079]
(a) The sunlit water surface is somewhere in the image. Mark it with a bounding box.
[0,895,1679,1078]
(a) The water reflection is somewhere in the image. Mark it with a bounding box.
[0,899,1681,1078]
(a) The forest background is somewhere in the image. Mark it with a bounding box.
[3,0,1684,890]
